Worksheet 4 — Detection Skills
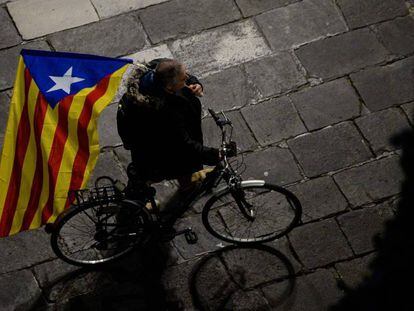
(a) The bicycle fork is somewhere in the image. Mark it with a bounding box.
[230,187,255,221]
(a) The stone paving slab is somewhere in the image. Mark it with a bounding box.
[35,246,181,309]
[296,28,390,80]
[88,150,128,187]
[191,187,220,214]
[289,78,360,131]
[48,14,147,58]
[188,255,241,310]
[7,0,99,40]
[265,236,303,273]
[112,146,131,170]
[161,258,199,310]
[169,19,271,76]
[262,269,343,310]
[124,44,173,64]
[202,110,258,152]
[240,146,302,185]
[336,0,408,29]
[333,155,404,207]
[235,0,300,17]
[335,253,375,289]
[289,218,353,269]
[0,41,50,90]
[0,228,55,274]
[173,214,229,260]
[91,0,168,19]
[149,180,180,205]
[255,0,347,51]
[337,202,394,255]
[221,243,296,288]
[200,65,253,111]
[355,108,411,155]
[287,176,348,223]
[401,101,414,124]
[375,15,414,57]
[0,6,21,49]
[32,258,81,302]
[40,270,113,305]
[229,290,271,310]
[350,56,414,112]
[139,0,241,44]
[0,269,42,311]
[0,91,10,149]
[98,104,122,148]
[288,121,373,177]
[244,53,307,99]
[241,97,307,145]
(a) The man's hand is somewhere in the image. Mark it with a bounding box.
[187,84,203,97]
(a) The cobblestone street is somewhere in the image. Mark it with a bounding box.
[0,0,413,310]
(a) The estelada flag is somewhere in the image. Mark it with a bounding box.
[0,49,131,237]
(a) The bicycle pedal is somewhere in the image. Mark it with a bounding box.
[184,230,198,244]
[113,179,126,192]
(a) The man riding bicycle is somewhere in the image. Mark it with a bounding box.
[117,58,222,225]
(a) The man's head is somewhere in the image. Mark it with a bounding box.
[154,59,187,93]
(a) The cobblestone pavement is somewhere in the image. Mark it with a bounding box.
[0,0,413,310]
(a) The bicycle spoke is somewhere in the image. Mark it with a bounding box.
[204,184,301,244]
[52,200,150,266]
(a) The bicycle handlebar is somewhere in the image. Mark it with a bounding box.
[208,108,232,128]
[208,108,220,123]
[208,108,237,159]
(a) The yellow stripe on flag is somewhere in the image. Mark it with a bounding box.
[28,102,58,229]
[47,65,128,223]
[0,58,26,217]
[9,79,40,234]
[48,87,95,223]
[81,65,128,190]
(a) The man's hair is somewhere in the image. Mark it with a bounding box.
[154,59,185,88]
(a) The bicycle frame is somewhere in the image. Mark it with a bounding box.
[162,109,260,221]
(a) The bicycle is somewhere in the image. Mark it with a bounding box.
[47,109,302,267]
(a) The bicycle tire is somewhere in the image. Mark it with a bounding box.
[202,180,301,244]
[51,199,150,267]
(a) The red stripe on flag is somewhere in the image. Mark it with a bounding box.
[41,95,73,223]
[64,76,111,209]
[0,69,32,237]
[20,93,48,231]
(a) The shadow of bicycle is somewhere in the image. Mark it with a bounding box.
[188,244,296,311]
[32,238,177,310]
[32,242,297,311]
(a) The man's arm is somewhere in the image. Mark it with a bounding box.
[172,112,220,165]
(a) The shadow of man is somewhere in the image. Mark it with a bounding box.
[331,123,414,310]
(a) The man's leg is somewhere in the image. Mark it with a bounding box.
[160,173,199,227]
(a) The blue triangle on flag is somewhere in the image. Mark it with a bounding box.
[21,49,132,109]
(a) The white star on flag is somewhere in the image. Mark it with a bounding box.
[47,67,85,94]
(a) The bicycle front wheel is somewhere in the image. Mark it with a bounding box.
[202,181,301,244]
[51,200,150,266]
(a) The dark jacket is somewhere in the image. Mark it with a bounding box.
[117,59,219,181]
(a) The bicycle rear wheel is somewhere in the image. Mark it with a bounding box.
[202,181,301,244]
[51,200,150,266]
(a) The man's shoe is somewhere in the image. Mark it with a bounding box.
[159,225,177,242]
